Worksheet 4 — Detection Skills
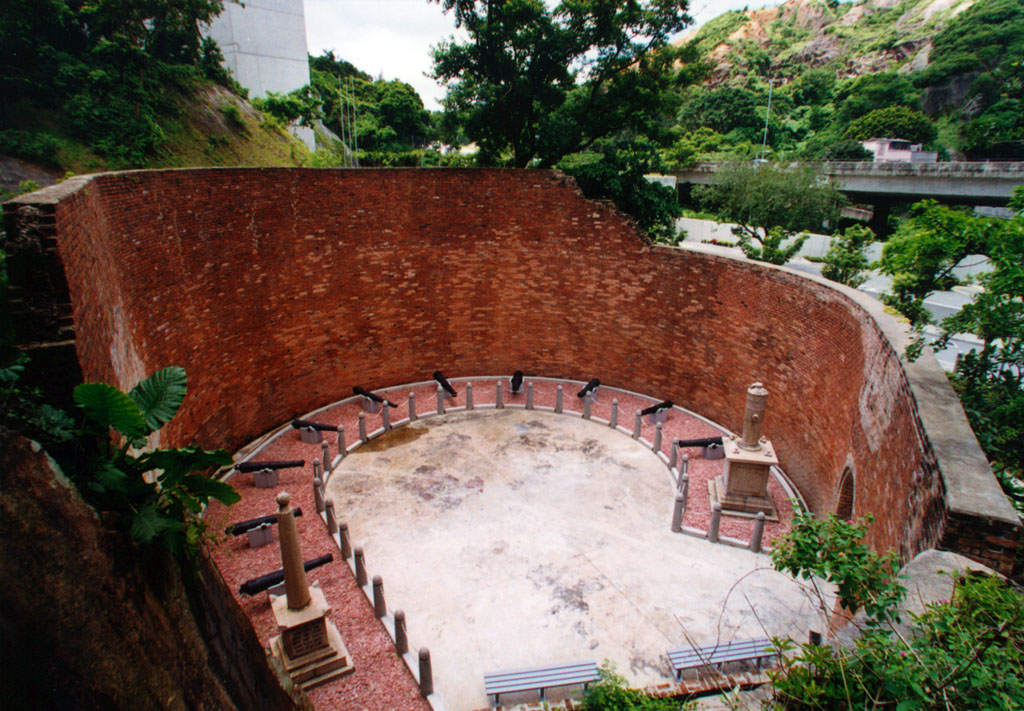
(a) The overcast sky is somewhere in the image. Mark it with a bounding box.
[303,0,782,110]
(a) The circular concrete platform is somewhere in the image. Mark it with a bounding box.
[327,409,823,710]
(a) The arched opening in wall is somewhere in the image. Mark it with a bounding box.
[836,467,855,520]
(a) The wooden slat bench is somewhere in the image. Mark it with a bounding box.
[667,637,777,680]
[484,660,600,705]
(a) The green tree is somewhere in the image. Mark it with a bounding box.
[822,138,872,161]
[563,138,682,243]
[879,189,1024,500]
[877,201,999,327]
[833,72,920,128]
[843,105,937,144]
[693,162,843,264]
[820,224,874,288]
[431,0,696,168]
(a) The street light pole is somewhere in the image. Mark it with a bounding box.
[759,79,774,162]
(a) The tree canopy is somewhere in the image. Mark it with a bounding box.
[0,0,228,165]
[431,0,697,168]
[693,162,843,264]
[879,189,1024,488]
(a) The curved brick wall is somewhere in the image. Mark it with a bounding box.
[3,168,1018,572]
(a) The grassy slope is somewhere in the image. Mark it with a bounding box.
[2,82,310,187]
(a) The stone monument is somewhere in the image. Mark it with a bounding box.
[711,383,778,518]
[269,492,354,689]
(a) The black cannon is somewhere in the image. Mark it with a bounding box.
[290,419,338,432]
[234,459,305,473]
[676,436,724,448]
[353,386,397,408]
[433,370,457,398]
[238,554,334,596]
[640,400,674,417]
[225,508,304,536]
[577,378,600,398]
[510,370,524,393]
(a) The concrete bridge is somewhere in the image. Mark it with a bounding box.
[672,161,1024,206]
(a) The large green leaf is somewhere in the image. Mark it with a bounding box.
[129,502,182,544]
[136,446,233,487]
[182,473,241,506]
[128,366,187,432]
[73,382,148,440]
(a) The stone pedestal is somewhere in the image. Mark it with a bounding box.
[269,582,354,690]
[268,491,354,690]
[711,435,778,518]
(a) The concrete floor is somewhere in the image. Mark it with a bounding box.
[326,410,826,711]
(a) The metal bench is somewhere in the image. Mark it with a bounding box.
[484,660,600,706]
[667,637,777,680]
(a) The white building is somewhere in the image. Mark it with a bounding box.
[205,0,315,149]
[862,138,937,163]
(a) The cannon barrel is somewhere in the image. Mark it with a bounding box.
[238,554,334,596]
[640,400,674,417]
[234,459,305,473]
[433,370,457,397]
[290,419,338,432]
[577,378,600,398]
[676,436,724,448]
[353,386,397,408]
[225,508,304,536]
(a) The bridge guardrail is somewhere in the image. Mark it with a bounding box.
[685,161,1024,177]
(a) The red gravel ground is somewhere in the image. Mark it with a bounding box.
[207,376,796,711]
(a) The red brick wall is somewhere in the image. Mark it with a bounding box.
[7,168,1001,566]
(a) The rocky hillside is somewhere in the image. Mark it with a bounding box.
[669,0,1022,160]
[686,0,975,87]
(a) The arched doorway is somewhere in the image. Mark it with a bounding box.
[836,467,855,520]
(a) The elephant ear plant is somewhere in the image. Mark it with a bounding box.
[73,366,239,557]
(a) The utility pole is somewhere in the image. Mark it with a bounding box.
[759,79,774,162]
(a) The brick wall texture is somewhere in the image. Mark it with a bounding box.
[4,168,1018,573]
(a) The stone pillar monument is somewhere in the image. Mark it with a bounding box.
[269,492,354,689]
[711,383,778,518]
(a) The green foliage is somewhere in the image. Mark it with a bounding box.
[74,367,238,556]
[0,0,228,166]
[833,72,921,128]
[821,224,874,287]
[879,187,1024,507]
[693,162,843,264]
[307,52,433,154]
[878,201,1000,327]
[822,138,871,161]
[771,511,905,622]
[769,513,1024,710]
[431,0,697,168]
[0,130,67,169]
[843,105,937,143]
[678,86,763,135]
[218,100,245,131]
[686,9,748,58]
[581,664,690,710]
[563,139,681,243]
[920,0,1024,158]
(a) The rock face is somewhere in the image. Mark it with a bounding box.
[0,432,313,711]
[689,0,977,86]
